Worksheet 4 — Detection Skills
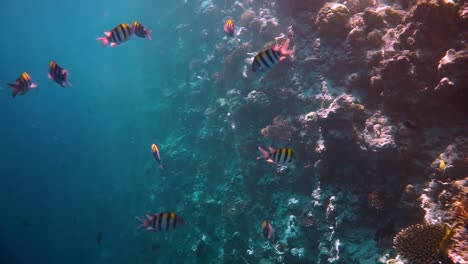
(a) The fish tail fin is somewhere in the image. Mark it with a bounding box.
[146,29,152,40]
[159,163,164,170]
[257,146,270,160]
[62,70,72,87]
[135,216,150,230]
[280,38,294,56]
[7,83,19,98]
[97,37,110,47]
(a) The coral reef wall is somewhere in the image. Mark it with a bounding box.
[3,0,464,263]
[134,0,468,263]
[134,0,468,262]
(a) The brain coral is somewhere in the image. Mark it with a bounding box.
[315,2,351,37]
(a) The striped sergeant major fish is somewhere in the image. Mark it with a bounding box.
[136,212,185,232]
[257,146,294,167]
[252,38,294,72]
[48,61,72,87]
[97,23,133,48]
[133,21,152,40]
[8,72,37,98]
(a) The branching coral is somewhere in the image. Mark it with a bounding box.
[393,223,454,264]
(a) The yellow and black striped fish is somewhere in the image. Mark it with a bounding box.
[133,21,152,40]
[48,61,72,87]
[252,38,294,72]
[257,146,294,166]
[97,23,133,47]
[8,72,37,98]
[136,212,185,232]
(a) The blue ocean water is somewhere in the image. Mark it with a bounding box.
[3,0,467,263]
[0,1,193,263]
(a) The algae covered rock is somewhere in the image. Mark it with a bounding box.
[315,3,351,38]
[437,48,468,91]
[345,0,378,15]
[363,9,385,30]
[245,90,270,108]
[408,0,460,35]
[406,0,465,48]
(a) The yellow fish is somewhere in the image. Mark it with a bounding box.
[438,154,446,174]
[438,223,456,261]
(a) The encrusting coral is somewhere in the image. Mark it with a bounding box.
[449,195,468,263]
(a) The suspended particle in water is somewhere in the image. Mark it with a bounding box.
[277,165,288,173]
[96,232,103,247]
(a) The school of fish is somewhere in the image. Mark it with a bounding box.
[6,15,297,242]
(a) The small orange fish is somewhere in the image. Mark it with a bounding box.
[262,220,274,240]
[224,18,235,37]
[151,144,163,169]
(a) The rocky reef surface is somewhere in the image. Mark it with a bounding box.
[138,0,468,263]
